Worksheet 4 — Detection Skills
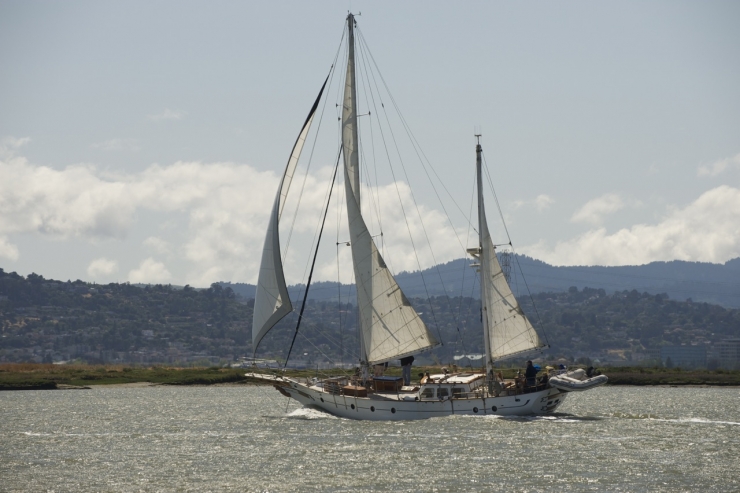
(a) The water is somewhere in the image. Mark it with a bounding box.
[2,385,739,492]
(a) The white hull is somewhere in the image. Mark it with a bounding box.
[247,373,568,420]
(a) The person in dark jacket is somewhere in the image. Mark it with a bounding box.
[400,355,415,386]
[525,360,537,387]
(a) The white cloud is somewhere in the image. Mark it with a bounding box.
[534,194,554,211]
[571,193,625,225]
[697,153,740,177]
[91,138,140,152]
[148,109,185,121]
[0,159,136,239]
[143,236,171,254]
[0,236,19,261]
[87,258,118,278]
[511,194,554,212]
[0,151,280,285]
[128,258,171,284]
[525,185,740,266]
[0,136,31,159]
[7,138,736,286]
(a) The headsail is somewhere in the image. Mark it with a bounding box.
[252,78,328,352]
[475,140,545,366]
[342,14,439,365]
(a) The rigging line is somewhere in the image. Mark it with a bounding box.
[454,270,481,371]
[510,244,550,347]
[283,31,345,261]
[355,36,385,245]
[456,171,479,333]
[481,151,513,245]
[297,330,360,368]
[334,173,355,364]
[356,31,474,349]
[454,173,480,365]
[286,18,347,282]
[336,240,344,365]
[357,30,476,246]
[284,148,342,369]
[354,29,443,344]
[287,306,348,351]
[352,29,397,269]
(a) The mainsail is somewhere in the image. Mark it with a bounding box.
[252,78,328,351]
[475,141,545,365]
[342,14,439,365]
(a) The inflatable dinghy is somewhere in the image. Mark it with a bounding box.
[549,369,608,392]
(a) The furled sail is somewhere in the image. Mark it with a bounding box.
[476,143,545,362]
[342,14,438,365]
[252,78,328,351]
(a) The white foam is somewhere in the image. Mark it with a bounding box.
[285,407,338,420]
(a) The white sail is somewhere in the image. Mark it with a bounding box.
[344,166,439,364]
[342,14,438,365]
[476,142,545,363]
[252,79,327,351]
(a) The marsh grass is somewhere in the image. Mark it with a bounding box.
[0,364,251,389]
[1,363,738,390]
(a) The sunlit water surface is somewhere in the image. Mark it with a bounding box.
[2,385,739,492]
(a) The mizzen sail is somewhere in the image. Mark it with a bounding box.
[475,141,545,364]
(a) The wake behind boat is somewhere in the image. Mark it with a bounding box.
[248,13,606,420]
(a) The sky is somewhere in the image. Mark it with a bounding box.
[1,0,739,287]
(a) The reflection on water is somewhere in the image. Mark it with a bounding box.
[2,385,739,492]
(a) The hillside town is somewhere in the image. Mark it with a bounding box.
[1,269,739,370]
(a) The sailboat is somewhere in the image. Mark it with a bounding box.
[246,14,606,420]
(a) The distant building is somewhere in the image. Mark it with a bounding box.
[660,345,707,368]
[715,338,740,369]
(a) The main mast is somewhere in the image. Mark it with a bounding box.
[343,13,361,202]
[342,13,365,363]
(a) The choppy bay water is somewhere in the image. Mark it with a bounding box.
[1,385,739,492]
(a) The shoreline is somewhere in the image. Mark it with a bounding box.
[2,363,740,390]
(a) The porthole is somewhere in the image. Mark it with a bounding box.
[320,397,324,402]
[473,407,479,413]
[351,404,355,410]
[391,407,396,414]
[491,406,497,412]
[370,406,375,412]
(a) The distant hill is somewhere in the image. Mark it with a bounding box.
[221,256,740,309]
[2,266,738,367]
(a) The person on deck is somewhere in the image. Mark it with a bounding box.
[400,355,415,386]
[525,360,538,387]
